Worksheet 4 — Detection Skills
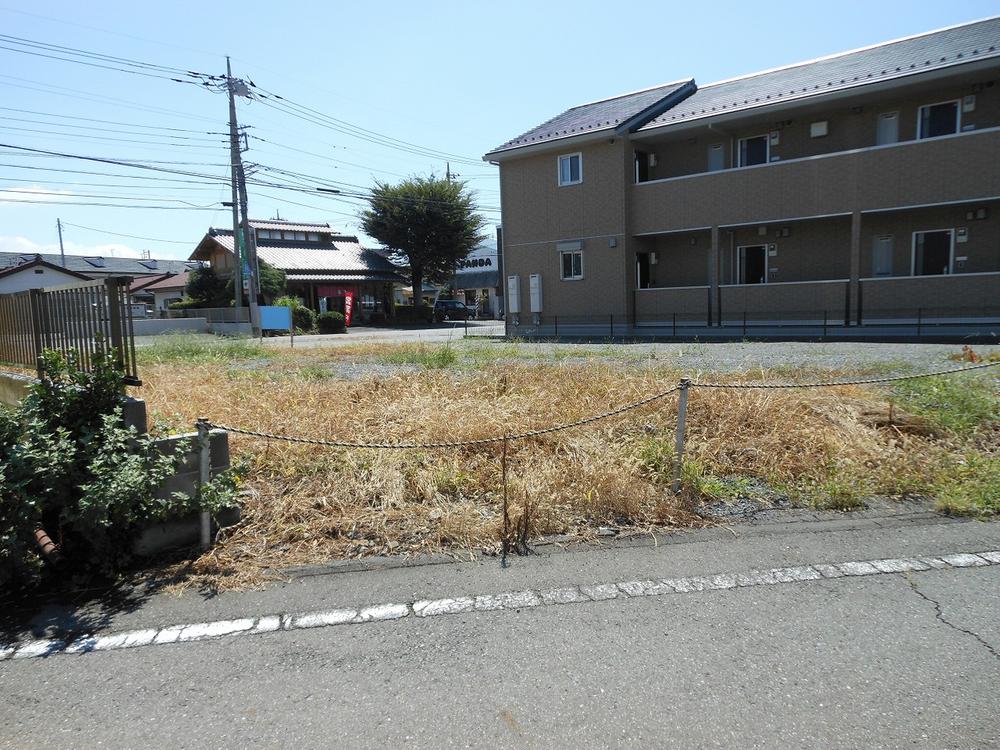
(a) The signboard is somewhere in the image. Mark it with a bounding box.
[259,305,292,331]
[259,305,294,347]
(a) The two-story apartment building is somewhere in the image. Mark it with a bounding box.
[486,17,1000,337]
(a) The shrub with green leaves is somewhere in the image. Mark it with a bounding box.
[317,311,346,334]
[0,349,237,586]
[275,295,317,333]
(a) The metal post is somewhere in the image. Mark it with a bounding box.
[609,314,614,338]
[672,378,691,495]
[917,307,923,337]
[672,312,677,338]
[742,311,747,338]
[197,418,212,550]
[823,310,828,339]
[554,315,558,337]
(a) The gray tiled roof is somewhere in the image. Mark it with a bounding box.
[488,17,1000,155]
[285,273,404,283]
[248,219,334,233]
[210,232,402,277]
[0,251,200,276]
[485,79,694,156]
[638,17,1000,131]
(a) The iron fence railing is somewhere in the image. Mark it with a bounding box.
[472,307,1000,341]
[0,277,140,385]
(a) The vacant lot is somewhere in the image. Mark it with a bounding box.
[136,336,999,588]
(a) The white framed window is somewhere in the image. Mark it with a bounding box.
[257,229,271,240]
[737,135,769,167]
[917,100,960,140]
[560,249,583,280]
[911,229,954,276]
[307,232,320,241]
[557,152,582,186]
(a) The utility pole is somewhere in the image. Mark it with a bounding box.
[226,57,243,319]
[445,162,459,182]
[226,57,260,335]
[56,218,65,267]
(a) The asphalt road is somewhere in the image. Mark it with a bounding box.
[2,509,999,749]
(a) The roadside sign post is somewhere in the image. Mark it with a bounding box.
[259,305,295,348]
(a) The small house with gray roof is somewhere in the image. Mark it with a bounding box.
[190,219,404,325]
[485,16,1000,337]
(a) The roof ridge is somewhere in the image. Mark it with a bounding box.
[573,78,694,108]
[698,14,1000,91]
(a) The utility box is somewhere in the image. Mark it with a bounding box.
[506,275,521,314]
[529,273,542,313]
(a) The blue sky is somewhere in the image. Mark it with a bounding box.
[1,0,997,260]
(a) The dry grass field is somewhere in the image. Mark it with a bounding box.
[135,337,999,589]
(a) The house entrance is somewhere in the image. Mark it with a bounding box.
[636,252,651,288]
[737,245,768,284]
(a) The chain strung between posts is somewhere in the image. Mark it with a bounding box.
[691,359,998,389]
[205,384,682,450]
[204,360,997,449]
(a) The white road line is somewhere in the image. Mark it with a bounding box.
[3,550,998,662]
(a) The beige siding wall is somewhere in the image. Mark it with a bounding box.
[861,201,1000,276]
[636,231,711,287]
[500,139,631,317]
[719,281,849,319]
[720,217,853,284]
[640,78,1000,180]
[635,286,710,320]
[631,127,1000,234]
[860,273,1000,313]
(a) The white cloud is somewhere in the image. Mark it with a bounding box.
[0,185,77,203]
[0,235,142,259]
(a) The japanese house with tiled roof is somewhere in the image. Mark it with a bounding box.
[485,17,1000,336]
[190,219,404,324]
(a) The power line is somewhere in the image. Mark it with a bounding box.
[0,74,221,124]
[0,106,220,134]
[0,125,227,148]
[0,197,219,210]
[58,221,194,244]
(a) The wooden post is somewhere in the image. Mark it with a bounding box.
[672,379,691,495]
[104,278,125,372]
[28,288,44,379]
[197,418,212,550]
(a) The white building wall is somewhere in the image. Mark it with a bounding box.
[0,266,87,294]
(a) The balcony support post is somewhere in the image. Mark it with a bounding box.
[708,225,720,326]
[849,211,862,326]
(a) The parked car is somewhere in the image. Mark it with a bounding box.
[433,298,472,322]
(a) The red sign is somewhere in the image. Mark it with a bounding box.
[317,285,357,326]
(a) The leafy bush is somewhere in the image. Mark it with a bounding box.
[317,311,346,334]
[168,297,203,311]
[0,350,237,586]
[275,296,316,333]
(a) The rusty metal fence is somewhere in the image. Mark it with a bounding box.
[0,277,140,385]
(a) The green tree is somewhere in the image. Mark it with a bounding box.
[360,176,487,309]
[184,266,229,307]
[258,260,287,302]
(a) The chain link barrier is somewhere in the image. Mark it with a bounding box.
[204,360,997,450]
